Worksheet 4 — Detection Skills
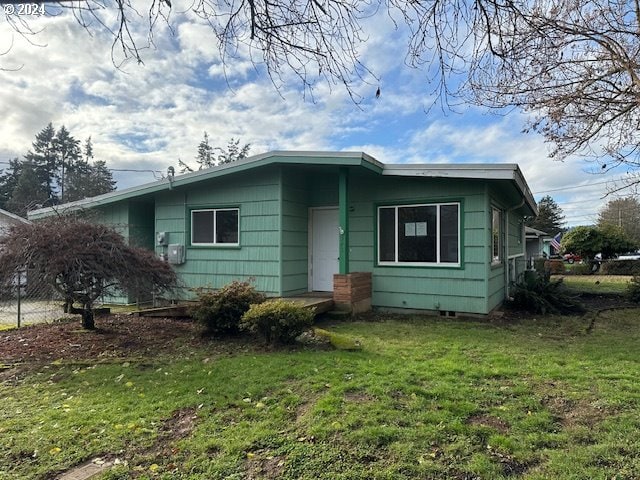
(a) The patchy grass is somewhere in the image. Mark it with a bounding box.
[2,312,640,479]
[555,274,632,295]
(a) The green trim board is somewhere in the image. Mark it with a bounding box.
[338,167,349,274]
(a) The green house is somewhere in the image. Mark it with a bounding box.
[29,151,537,316]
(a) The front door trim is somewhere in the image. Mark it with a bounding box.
[308,206,339,292]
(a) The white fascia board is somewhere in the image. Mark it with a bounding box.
[29,151,381,220]
[0,208,31,224]
[382,163,538,216]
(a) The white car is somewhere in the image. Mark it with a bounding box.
[617,251,640,260]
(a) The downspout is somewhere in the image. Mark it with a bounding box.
[505,199,525,300]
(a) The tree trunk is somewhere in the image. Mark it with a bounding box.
[81,307,95,330]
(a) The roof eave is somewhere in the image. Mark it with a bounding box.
[28,151,382,220]
[382,163,538,216]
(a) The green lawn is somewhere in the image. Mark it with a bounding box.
[2,312,640,479]
[556,274,632,295]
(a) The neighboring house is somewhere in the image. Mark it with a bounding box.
[525,226,548,267]
[0,208,30,239]
[29,151,537,316]
[0,208,30,291]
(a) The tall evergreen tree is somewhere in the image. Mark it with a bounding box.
[23,123,58,204]
[526,195,566,235]
[0,128,117,215]
[5,163,49,217]
[215,138,251,165]
[0,158,22,211]
[64,137,116,202]
[179,133,251,172]
[53,125,81,203]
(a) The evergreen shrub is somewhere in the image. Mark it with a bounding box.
[241,299,314,344]
[192,280,266,335]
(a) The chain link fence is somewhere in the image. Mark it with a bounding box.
[0,270,68,329]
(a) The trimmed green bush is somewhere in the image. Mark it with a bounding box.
[240,299,315,344]
[565,263,593,275]
[191,280,266,336]
[509,271,584,315]
[599,259,640,276]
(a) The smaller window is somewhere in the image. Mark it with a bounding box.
[191,208,239,246]
[492,207,502,264]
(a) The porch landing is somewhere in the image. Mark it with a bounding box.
[283,292,334,315]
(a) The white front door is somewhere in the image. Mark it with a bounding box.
[310,208,339,292]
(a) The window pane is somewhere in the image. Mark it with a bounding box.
[492,208,501,261]
[398,206,436,262]
[440,204,459,263]
[379,207,396,261]
[192,210,214,244]
[216,209,239,244]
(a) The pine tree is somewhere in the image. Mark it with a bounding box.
[53,125,81,203]
[64,137,116,202]
[5,163,49,217]
[0,158,23,211]
[23,123,58,204]
[526,195,566,235]
[216,138,250,165]
[195,132,214,170]
[179,133,251,172]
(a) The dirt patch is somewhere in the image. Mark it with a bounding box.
[343,391,376,403]
[245,453,286,479]
[466,414,510,434]
[159,407,199,443]
[541,395,606,428]
[0,315,201,364]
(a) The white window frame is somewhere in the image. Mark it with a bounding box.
[191,208,240,246]
[377,202,461,266]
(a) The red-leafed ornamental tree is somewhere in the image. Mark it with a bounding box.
[0,216,178,329]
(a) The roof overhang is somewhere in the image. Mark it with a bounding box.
[28,151,537,219]
[29,151,383,220]
[0,208,31,224]
[382,163,538,216]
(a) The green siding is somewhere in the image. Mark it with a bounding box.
[348,173,490,314]
[280,169,310,296]
[84,162,531,315]
[155,167,282,297]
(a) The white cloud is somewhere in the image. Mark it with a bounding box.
[0,5,633,227]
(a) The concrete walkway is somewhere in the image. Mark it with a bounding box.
[57,458,116,480]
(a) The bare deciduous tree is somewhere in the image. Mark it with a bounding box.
[0,215,178,329]
[5,0,640,176]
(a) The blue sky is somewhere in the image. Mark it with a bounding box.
[0,5,630,226]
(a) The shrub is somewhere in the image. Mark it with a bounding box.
[626,276,640,303]
[533,258,547,275]
[509,271,584,315]
[565,263,593,276]
[240,299,315,344]
[545,259,565,275]
[191,280,266,335]
[599,260,640,276]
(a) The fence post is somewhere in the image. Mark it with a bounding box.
[16,276,21,329]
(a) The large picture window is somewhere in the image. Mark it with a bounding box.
[191,208,239,246]
[378,203,460,265]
